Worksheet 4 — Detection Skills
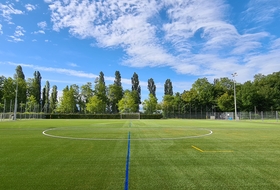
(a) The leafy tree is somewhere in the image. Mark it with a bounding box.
[26,95,37,112]
[162,94,174,117]
[86,95,104,113]
[143,94,157,114]
[27,71,42,106]
[41,81,50,112]
[44,81,50,113]
[131,72,141,111]
[50,85,58,113]
[238,81,256,111]
[57,85,77,113]
[190,78,214,109]
[34,71,42,105]
[147,78,156,97]
[2,77,16,111]
[80,82,93,113]
[70,84,80,112]
[14,66,27,108]
[15,65,25,80]
[217,92,234,111]
[108,71,123,113]
[118,90,138,113]
[172,92,183,115]
[164,79,173,96]
[94,72,107,113]
[0,76,6,102]
[253,72,280,111]
[42,87,46,112]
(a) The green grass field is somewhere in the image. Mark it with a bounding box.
[0,119,279,190]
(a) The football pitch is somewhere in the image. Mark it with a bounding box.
[0,119,279,189]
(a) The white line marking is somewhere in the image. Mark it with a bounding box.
[42,128,213,141]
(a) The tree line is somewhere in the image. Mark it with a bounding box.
[0,65,279,115]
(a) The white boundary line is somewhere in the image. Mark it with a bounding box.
[42,128,213,141]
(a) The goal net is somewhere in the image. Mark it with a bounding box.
[120,113,140,119]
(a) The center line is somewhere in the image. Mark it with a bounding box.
[124,131,131,190]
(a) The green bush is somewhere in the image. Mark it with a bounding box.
[44,113,163,119]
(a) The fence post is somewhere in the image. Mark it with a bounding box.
[277,111,278,122]
[261,111,263,122]
[249,112,251,120]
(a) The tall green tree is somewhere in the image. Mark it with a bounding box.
[80,82,93,113]
[147,78,156,97]
[14,65,27,108]
[2,77,16,111]
[50,85,58,113]
[164,79,173,96]
[26,95,37,112]
[118,90,138,113]
[213,77,234,111]
[162,94,174,117]
[238,81,256,111]
[108,71,123,113]
[253,72,280,111]
[94,72,107,113]
[143,94,157,114]
[190,78,214,109]
[15,65,25,80]
[131,72,141,111]
[217,92,234,111]
[86,95,104,113]
[57,85,77,113]
[0,76,6,102]
[34,71,42,105]
[42,81,50,112]
[27,71,42,106]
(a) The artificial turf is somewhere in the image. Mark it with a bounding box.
[0,119,279,189]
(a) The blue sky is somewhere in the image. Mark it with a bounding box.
[0,0,280,102]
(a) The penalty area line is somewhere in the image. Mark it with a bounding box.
[192,145,204,152]
[192,145,233,153]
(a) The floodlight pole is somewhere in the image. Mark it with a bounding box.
[13,75,18,121]
[232,73,238,120]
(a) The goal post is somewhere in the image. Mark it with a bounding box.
[120,112,140,119]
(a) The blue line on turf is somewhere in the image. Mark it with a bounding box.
[124,131,131,190]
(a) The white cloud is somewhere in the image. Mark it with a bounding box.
[38,21,47,29]
[34,30,45,34]
[244,0,280,23]
[0,3,24,21]
[44,0,53,3]
[25,4,36,11]
[68,63,78,67]
[0,24,2,34]
[47,0,279,82]
[8,35,23,42]
[8,26,25,42]
[14,26,25,36]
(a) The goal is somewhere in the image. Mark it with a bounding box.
[120,113,140,119]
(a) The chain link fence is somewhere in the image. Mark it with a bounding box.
[163,111,279,122]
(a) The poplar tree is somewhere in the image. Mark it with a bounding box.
[50,85,58,113]
[14,65,27,108]
[94,72,107,113]
[164,79,173,96]
[147,78,156,97]
[131,72,141,112]
[108,71,123,113]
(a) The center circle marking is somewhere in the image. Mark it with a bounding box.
[42,128,213,141]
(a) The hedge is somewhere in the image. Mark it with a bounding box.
[44,114,163,119]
